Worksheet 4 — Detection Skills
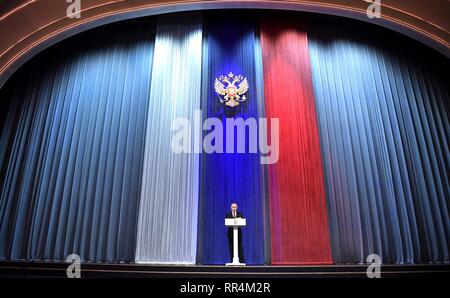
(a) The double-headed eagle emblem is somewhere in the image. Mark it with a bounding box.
[214,72,249,107]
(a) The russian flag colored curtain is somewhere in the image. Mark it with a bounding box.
[0,23,155,262]
[260,19,333,265]
[135,15,202,264]
[0,13,448,265]
[308,21,450,264]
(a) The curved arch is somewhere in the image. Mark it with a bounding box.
[0,0,448,88]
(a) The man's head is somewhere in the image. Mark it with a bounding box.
[231,203,237,213]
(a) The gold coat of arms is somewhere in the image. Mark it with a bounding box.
[214,72,249,107]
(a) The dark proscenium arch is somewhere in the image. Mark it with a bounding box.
[0,0,448,89]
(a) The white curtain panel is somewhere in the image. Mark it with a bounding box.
[135,15,202,264]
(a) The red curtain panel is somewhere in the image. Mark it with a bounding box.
[260,20,333,264]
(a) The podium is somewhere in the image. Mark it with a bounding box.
[225,218,246,266]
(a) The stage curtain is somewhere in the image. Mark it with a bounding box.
[134,15,202,264]
[198,15,266,264]
[0,23,155,262]
[308,21,450,264]
[260,20,333,264]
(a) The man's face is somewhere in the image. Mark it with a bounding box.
[231,204,237,212]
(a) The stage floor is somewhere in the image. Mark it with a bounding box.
[0,261,449,278]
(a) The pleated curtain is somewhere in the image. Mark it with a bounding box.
[308,21,450,264]
[134,15,202,264]
[198,15,266,264]
[260,19,333,264]
[0,13,449,266]
[0,23,155,262]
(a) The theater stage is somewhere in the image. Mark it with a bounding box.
[0,261,449,278]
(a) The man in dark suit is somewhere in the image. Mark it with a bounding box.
[226,202,245,263]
